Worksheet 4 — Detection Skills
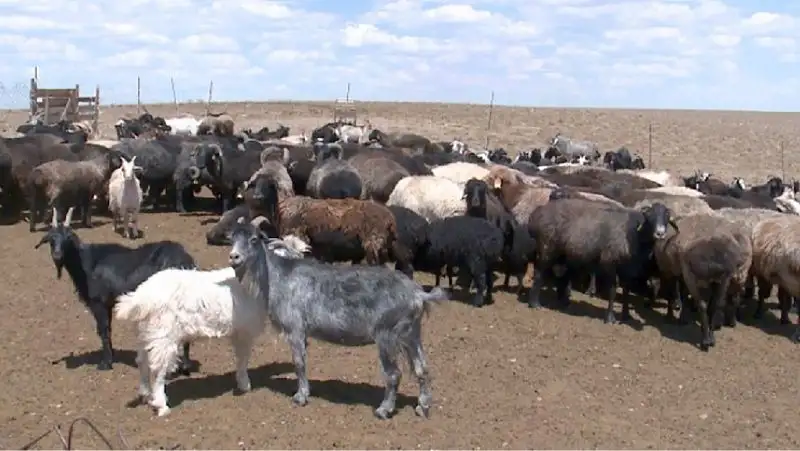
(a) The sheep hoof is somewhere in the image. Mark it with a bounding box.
[155,405,171,417]
[96,361,112,371]
[700,336,715,351]
[470,294,485,308]
[604,312,618,324]
[527,299,542,309]
[414,404,431,419]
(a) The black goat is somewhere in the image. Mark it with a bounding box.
[34,207,199,372]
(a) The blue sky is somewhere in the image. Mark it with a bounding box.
[0,0,798,111]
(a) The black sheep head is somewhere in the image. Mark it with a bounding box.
[631,156,645,169]
[462,178,488,213]
[34,207,76,279]
[766,176,784,198]
[638,203,678,240]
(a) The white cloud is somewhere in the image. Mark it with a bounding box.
[0,0,797,110]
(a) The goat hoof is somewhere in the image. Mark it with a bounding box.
[527,300,542,309]
[604,312,618,325]
[96,361,112,371]
[155,405,171,417]
[291,392,309,406]
[374,406,394,420]
[414,404,431,419]
[792,331,800,343]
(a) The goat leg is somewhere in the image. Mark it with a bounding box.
[89,303,114,370]
[287,333,311,406]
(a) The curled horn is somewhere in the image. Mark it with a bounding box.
[250,216,269,228]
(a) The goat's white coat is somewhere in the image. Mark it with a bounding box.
[280,133,307,145]
[115,267,264,416]
[335,124,370,144]
[647,186,704,197]
[108,156,143,237]
[619,169,681,187]
[386,175,466,222]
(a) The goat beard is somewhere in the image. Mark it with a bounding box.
[54,260,64,279]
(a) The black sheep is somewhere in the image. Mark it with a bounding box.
[419,215,504,307]
[388,205,431,278]
[35,207,198,372]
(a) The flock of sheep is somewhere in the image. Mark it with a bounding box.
[3,109,800,421]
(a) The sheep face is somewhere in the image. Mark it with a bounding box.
[463,178,488,212]
[190,143,223,180]
[33,207,76,279]
[639,202,677,240]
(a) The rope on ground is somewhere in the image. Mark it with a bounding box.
[19,417,117,450]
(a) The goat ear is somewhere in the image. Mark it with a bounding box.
[34,234,49,249]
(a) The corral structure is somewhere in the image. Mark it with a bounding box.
[29,78,100,136]
[333,98,358,125]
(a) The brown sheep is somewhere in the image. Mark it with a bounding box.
[348,153,410,203]
[277,196,411,268]
[26,153,114,231]
[197,113,235,137]
[751,215,800,331]
[653,214,752,350]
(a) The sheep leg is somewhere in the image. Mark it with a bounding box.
[527,267,546,309]
[81,194,92,228]
[754,277,772,319]
[743,275,755,301]
[677,280,692,325]
[374,337,401,420]
[554,271,571,310]
[724,294,739,328]
[287,332,311,406]
[129,209,140,240]
[148,356,172,417]
[778,287,792,325]
[603,273,619,324]
[403,322,432,419]
[231,334,254,393]
[89,303,114,370]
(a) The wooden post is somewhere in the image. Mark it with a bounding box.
[29,77,36,120]
[648,123,653,168]
[94,85,100,138]
[484,91,495,150]
[137,76,141,114]
[44,96,50,125]
[170,77,178,115]
[780,140,786,180]
[206,80,214,115]
[345,82,351,102]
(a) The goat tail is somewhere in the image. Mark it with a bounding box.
[420,286,449,316]
[114,291,160,323]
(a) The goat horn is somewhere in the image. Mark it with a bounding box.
[64,207,74,228]
[250,216,268,228]
[51,207,58,228]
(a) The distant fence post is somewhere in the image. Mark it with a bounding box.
[169,77,179,116]
[484,90,495,150]
[136,76,141,114]
[780,140,786,180]
[206,80,214,115]
[648,123,653,168]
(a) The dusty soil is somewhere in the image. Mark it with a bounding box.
[1,101,800,449]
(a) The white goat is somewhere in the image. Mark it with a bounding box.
[108,156,143,239]
[281,133,308,145]
[114,234,310,417]
[165,116,201,136]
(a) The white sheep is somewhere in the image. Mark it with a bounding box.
[281,133,308,145]
[115,233,310,417]
[431,162,490,187]
[386,175,466,222]
[165,116,201,136]
[646,186,704,197]
[108,155,143,239]
[619,169,682,187]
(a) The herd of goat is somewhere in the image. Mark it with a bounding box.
[4,110,800,420]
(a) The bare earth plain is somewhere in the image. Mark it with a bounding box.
[1,101,800,449]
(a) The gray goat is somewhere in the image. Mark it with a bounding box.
[227,218,446,419]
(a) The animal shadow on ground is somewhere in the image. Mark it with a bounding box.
[52,349,138,370]
[144,362,293,409]
[737,300,796,341]
[533,286,646,331]
[113,228,144,240]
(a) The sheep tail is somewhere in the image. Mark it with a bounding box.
[114,291,161,323]
[420,286,449,315]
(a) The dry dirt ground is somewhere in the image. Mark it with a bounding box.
[1,101,800,449]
